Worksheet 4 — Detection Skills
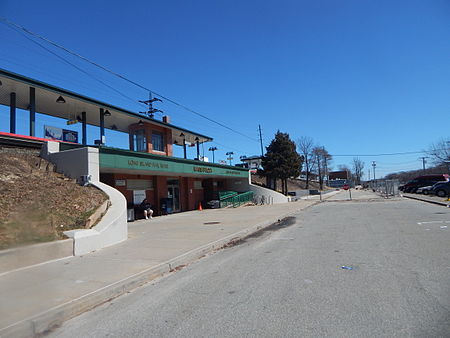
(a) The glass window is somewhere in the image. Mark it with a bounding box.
[152,131,164,152]
[133,129,147,152]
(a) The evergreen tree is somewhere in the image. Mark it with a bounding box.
[262,131,302,195]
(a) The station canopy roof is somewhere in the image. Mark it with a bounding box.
[0,68,212,145]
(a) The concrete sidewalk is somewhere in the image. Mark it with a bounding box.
[0,195,335,337]
[402,193,450,207]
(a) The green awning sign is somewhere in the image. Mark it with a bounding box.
[100,152,249,178]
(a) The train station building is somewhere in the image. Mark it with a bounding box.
[0,68,253,215]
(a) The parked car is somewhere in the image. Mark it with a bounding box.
[401,174,449,193]
[416,185,433,195]
[431,181,450,197]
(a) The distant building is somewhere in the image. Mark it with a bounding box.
[328,170,352,188]
[238,155,263,171]
[329,170,349,180]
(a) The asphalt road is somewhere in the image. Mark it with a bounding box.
[49,196,450,338]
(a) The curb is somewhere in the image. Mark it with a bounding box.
[0,201,320,338]
[402,194,450,208]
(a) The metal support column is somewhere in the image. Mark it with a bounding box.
[196,138,200,159]
[29,87,36,136]
[99,108,105,145]
[82,111,87,145]
[10,92,16,133]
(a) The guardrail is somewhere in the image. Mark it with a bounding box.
[218,191,238,200]
[220,191,254,208]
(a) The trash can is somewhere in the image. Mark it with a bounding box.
[160,198,173,215]
[127,208,135,222]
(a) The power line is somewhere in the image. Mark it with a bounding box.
[331,150,431,157]
[0,17,259,143]
[211,141,254,155]
[4,23,150,112]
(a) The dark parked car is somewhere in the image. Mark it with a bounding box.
[431,181,450,197]
[400,174,449,193]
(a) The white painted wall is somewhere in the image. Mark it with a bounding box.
[226,173,288,204]
[64,182,127,255]
[249,184,288,204]
[41,142,128,255]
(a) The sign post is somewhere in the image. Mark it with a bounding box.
[343,184,352,200]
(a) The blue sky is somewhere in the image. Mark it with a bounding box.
[0,0,449,178]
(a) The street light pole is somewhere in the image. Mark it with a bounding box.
[226,151,234,166]
[208,147,218,163]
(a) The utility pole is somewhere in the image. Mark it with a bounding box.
[419,157,428,172]
[139,92,162,118]
[372,161,376,181]
[317,154,323,190]
[258,125,264,157]
[322,146,328,187]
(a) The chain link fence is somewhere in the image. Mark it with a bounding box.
[369,179,400,198]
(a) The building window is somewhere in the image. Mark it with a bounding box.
[152,131,164,152]
[133,129,147,152]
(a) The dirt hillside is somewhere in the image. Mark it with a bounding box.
[0,148,107,250]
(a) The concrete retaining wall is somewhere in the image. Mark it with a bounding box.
[41,142,128,255]
[40,143,99,183]
[64,182,128,255]
[226,175,288,204]
[249,184,288,204]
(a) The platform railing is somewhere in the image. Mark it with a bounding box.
[220,191,254,208]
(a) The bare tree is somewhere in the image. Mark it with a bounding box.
[322,147,332,186]
[297,136,314,189]
[352,157,365,185]
[428,138,450,167]
[312,146,332,190]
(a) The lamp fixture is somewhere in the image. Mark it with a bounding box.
[103,110,111,117]
[56,95,66,103]
[180,133,185,137]
[138,120,144,126]
[195,137,199,141]
[111,124,118,130]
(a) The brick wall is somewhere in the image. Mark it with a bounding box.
[128,122,173,156]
